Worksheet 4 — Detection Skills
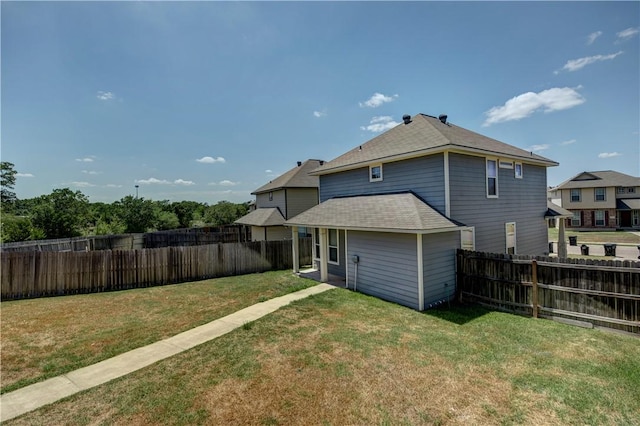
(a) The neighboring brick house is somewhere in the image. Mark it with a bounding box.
[552,170,640,230]
[235,159,322,241]
[286,113,558,310]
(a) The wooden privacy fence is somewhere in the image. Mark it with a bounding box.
[457,250,640,335]
[1,238,312,300]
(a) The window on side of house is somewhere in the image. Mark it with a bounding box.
[499,160,513,169]
[514,162,523,179]
[617,187,626,194]
[594,187,606,202]
[505,222,516,254]
[571,211,581,226]
[486,159,498,197]
[460,228,475,251]
[313,228,320,260]
[570,188,581,202]
[594,210,606,226]
[633,210,639,226]
[369,164,383,182]
[328,229,339,264]
[269,192,273,201]
[629,187,637,194]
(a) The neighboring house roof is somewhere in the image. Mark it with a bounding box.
[311,114,557,175]
[252,159,323,194]
[545,201,573,218]
[235,208,285,227]
[285,192,463,234]
[617,199,640,210]
[552,170,640,190]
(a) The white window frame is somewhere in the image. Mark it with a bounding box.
[570,189,581,202]
[594,210,605,226]
[633,210,639,226]
[369,164,383,182]
[460,227,475,251]
[505,222,516,254]
[617,187,626,194]
[314,228,339,264]
[594,187,606,202]
[499,160,513,169]
[514,162,523,179]
[268,192,273,201]
[628,187,636,194]
[328,229,339,264]
[571,212,581,226]
[486,158,498,198]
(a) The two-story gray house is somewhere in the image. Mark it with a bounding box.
[286,114,558,310]
[235,159,322,241]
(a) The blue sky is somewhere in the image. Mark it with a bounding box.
[2,1,639,204]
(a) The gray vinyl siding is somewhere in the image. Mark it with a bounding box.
[256,189,286,214]
[285,188,319,219]
[320,155,446,212]
[346,231,419,310]
[448,153,548,255]
[422,231,459,307]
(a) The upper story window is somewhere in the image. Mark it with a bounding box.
[269,192,273,201]
[628,187,636,194]
[369,164,383,182]
[618,186,637,194]
[594,187,606,202]
[514,162,523,179]
[570,189,581,202]
[499,160,513,169]
[486,159,498,197]
[617,187,626,194]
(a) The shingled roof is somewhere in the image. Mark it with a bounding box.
[553,170,640,190]
[285,192,463,234]
[252,159,322,195]
[235,208,285,227]
[311,114,557,175]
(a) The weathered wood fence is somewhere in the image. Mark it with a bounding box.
[457,250,640,335]
[1,238,312,300]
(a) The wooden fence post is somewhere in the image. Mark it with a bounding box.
[531,259,538,319]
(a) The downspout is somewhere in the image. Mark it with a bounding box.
[417,233,424,311]
[444,151,451,217]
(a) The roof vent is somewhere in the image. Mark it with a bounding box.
[438,114,447,124]
[402,114,411,124]
[297,161,302,167]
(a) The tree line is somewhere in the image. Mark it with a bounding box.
[0,162,249,243]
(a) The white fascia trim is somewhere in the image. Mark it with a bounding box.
[283,224,464,235]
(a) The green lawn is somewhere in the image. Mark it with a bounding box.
[548,228,640,244]
[3,273,639,425]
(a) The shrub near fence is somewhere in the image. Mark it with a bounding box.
[457,250,640,335]
[1,238,312,300]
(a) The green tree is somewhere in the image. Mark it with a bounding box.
[114,196,157,233]
[1,161,18,211]
[0,215,33,243]
[154,210,180,230]
[204,201,248,226]
[31,188,90,239]
[171,200,207,228]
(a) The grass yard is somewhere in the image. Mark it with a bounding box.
[0,271,317,394]
[3,273,639,425]
[548,228,640,245]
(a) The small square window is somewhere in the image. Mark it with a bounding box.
[628,187,636,194]
[514,163,523,179]
[617,187,626,194]
[369,164,383,182]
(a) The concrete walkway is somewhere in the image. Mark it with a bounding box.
[0,283,335,423]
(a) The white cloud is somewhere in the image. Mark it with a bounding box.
[587,31,602,45]
[617,27,639,40]
[75,157,95,162]
[313,110,327,118]
[136,177,171,185]
[96,91,115,101]
[560,139,576,146]
[527,144,551,152]
[558,51,623,72]
[219,180,239,186]
[196,156,226,164]
[105,184,122,188]
[483,87,585,126]
[598,152,621,158]
[16,173,34,177]
[174,179,195,186]
[265,169,273,173]
[82,170,101,175]
[360,116,400,133]
[70,181,96,188]
[359,92,398,108]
